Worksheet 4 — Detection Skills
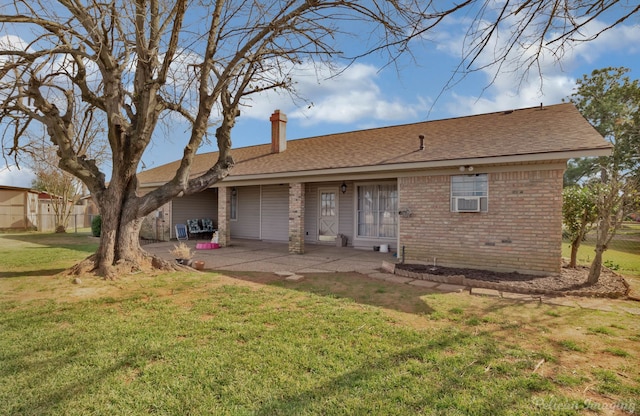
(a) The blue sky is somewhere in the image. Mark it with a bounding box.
[1,6,639,187]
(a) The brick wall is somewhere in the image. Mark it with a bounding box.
[399,167,564,275]
[288,182,305,254]
[217,187,231,247]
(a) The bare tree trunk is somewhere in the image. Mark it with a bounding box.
[569,237,581,268]
[569,215,590,268]
[94,195,120,277]
[587,215,611,284]
[97,217,136,278]
[587,245,605,285]
[68,178,179,279]
[81,207,177,279]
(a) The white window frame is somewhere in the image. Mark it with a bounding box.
[451,174,488,212]
[356,183,398,239]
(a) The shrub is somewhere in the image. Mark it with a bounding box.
[170,242,193,259]
[603,259,620,271]
[91,215,101,237]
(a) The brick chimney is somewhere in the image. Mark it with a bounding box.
[270,109,287,153]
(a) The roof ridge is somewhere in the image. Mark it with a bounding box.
[193,102,571,154]
[247,102,570,147]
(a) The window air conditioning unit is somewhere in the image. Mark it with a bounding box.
[454,197,481,212]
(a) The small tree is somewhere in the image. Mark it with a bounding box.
[29,143,92,232]
[569,67,640,283]
[32,169,78,233]
[562,185,597,268]
[587,176,639,284]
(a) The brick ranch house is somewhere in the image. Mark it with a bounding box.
[137,103,611,275]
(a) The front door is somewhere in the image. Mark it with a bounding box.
[318,188,338,242]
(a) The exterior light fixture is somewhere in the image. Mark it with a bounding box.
[340,181,347,194]
[231,187,237,196]
[459,165,474,172]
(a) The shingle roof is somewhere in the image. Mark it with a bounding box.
[0,185,37,192]
[138,103,611,186]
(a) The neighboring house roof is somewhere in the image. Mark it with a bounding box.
[37,192,61,200]
[0,186,61,201]
[138,103,611,187]
[0,185,40,193]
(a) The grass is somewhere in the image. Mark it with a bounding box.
[588,326,616,336]
[0,230,97,278]
[557,340,585,352]
[604,348,631,357]
[1,232,640,415]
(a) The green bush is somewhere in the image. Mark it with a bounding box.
[603,259,620,271]
[91,215,101,237]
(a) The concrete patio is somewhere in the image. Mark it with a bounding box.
[144,238,397,275]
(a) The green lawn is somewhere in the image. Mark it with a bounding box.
[0,231,97,277]
[1,232,639,415]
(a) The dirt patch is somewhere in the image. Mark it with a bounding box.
[395,261,630,298]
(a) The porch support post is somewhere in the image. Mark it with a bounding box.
[289,182,305,254]
[217,186,231,247]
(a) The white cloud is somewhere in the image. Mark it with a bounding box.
[0,35,28,52]
[446,74,575,116]
[432,13,639,116]
[238,61,428,126]
[557,20,640,66]
[0,165,36,188]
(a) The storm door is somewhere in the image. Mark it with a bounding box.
[318,188,338,242]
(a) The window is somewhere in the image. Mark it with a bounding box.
[357,184,397,238]
[320,192,336,217]
[230,188,238,220]
[451,174,488,212]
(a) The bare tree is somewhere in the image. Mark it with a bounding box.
[31,148,83,233]
[451,1,640,89]
[0,1,637,278]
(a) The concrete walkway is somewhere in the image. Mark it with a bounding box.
[145,239,640,315]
